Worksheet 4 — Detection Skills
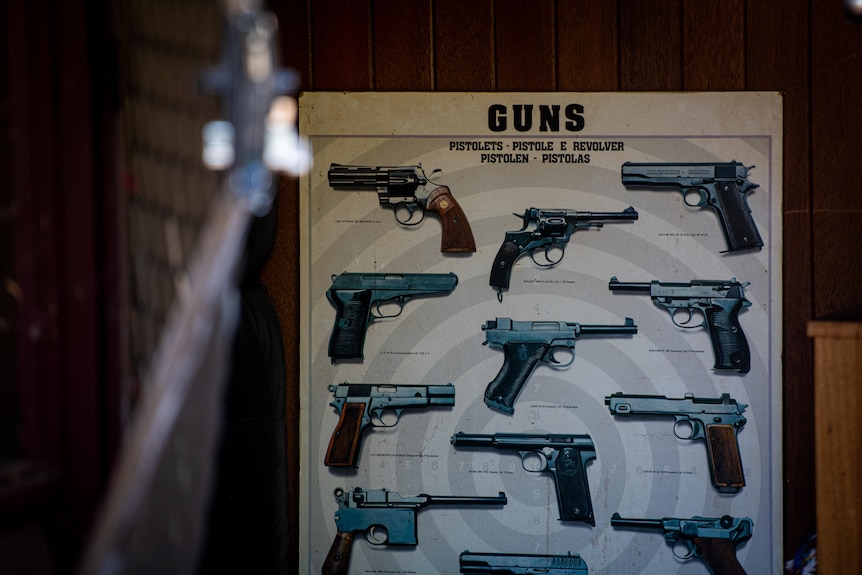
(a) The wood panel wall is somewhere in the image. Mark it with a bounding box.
[262,0,862,568]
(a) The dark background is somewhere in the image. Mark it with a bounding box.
[3,0,860,573]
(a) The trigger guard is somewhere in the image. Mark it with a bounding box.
[683,187,709,208]
[673,418,701,440]
[394,203,424,226]
[672,539,695,560]
[529,245,563,268]
[366,525,389,545]
[371,297,405,320]
[546,346,575,369]
[669,307,703,330]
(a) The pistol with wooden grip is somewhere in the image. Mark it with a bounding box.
[621,160,763,253]
[327,163,476,253]
[611,513,753,575]
[326,272,458,363]
[606,392,748,493]
[323,487,507,575]
[325,383,455,467]
[609,276,752,373]
[490,206,637,301]
[481,317,637,414]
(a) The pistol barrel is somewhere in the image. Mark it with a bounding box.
[610,512,664,530]
[580,206,639,221]
[608,276,652,293]
[425,492,508,506]
[576,317,637,336]
[327,163,424,193]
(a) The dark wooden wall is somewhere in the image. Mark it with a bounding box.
[261,0,862,568]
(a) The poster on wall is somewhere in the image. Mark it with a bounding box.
[297,92,782,574]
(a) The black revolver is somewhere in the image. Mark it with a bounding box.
[451,432,597,525]
[609,276,752,373]
[328,163,476,253]
[326,272,458,362]
[481,317,637,414]
[621,160,763,253]
[490,206,638,301]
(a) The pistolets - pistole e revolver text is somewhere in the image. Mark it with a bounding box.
[325,383,455,467]
[451,432,597,525]
[328,163,476,253]
[621,160,763,253]
[459,551,588,574]
[326,272,458,363]
[323,487,507,575]
[611,512,753,575]
[481,317,637,414]
[606,392,748,493]
[490,206,638,301]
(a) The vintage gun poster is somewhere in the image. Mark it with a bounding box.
[298,92,782,574]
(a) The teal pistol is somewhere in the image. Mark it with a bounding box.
[459,551,588,574]
[323,487,507,575]
[326,272,458,363]
[606,392,747,493]
[611,513,753,575]
[481,317,637,414]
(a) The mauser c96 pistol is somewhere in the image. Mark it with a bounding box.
[325,383,455,467]
[328,163,476,253]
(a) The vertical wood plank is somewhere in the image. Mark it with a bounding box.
[682,0,745,89]
[746,0,814,557]
[619,0,682,90]
[310,0,372,89]
[374,0,434,90]
[556,0,618,91]
[273,0,311,87]
[434,0,495,90]
[495,0,557,90]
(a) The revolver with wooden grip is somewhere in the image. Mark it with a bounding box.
[328,163,476,253]
[325,383,455,467]
[323,487,507,575]
[606,392,748,493]
[611,513,753,575]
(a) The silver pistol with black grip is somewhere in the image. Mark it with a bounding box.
[621,160,763,253]
[605,392,748,493]
[611,513,753,575]
[481,317,637,414]
[608,276,752,373]
[325,383,455,467]
[490,206,638,301]
[451,432,597,525]
[327,163,476,253]
[322,487,507,575]
[326,272,458,363]
[459,550,589,574]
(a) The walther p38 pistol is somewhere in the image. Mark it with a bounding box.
[325,383,455,467]
[326,272,458,363]
[323,487,507,575]
[606,392,748,493]
[609,276,752,373]
[451,432,597,525]
[328,163,476,253]
[490,206,637,301]
[621,160,763,253]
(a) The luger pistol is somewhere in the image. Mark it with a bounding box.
[481,317,637,414]
[323,487,507,575]
[611,512,753,575]
[609,276,752,373]
[325,383,455,467]
[621,160,763,253]
[459,550,588,574]
[328,163,476,253]
[490,206,638,301]
[606,392,748,493]
[451,432,597,525]
[326,272,458,363]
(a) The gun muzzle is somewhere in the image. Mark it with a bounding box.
[327,163,423,193]
[581,206,639,221]
[576,317,638,336]
[427,384,456,405]
[608,276,652,293]
[610,512,664,530]
[425,492,508,506]
[450,432,495,448]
